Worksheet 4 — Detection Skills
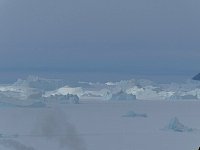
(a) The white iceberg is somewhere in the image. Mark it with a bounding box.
[44,86,83,97]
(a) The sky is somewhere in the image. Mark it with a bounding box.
[0,0,200,80]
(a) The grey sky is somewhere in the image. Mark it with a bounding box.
[0,0,200,76]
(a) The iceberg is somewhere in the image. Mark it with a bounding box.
[0,86,43,101]
[44,94,79,104]
[164,117,193,132]
[14,76,64,91]
[110,91,136,101]
[44,86,83,97]
[122,111,147,118]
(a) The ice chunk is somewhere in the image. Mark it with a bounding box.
[122,111,147,118]
[165,117,193,132]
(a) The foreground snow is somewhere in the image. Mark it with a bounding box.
[0,100,200,150]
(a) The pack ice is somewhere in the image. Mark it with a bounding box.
[0,76,200,107]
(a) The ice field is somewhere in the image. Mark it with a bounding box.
[0,76,200,150]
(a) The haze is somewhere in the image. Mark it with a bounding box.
[0,0,200,80]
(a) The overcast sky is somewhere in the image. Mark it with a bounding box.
[0,0,200,77]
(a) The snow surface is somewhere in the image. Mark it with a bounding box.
[0,100,200,150]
